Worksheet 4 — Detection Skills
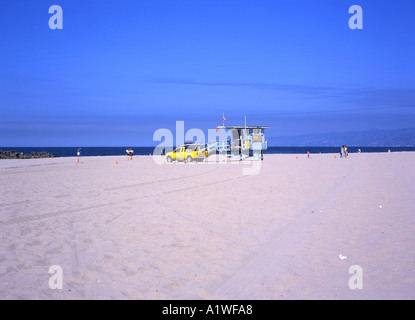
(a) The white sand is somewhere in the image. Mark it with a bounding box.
[0,152,414,299]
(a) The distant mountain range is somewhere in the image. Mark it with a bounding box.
[268,128,415,147]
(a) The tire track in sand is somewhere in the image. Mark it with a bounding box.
[211,163,358,299]
[0,168,242,227]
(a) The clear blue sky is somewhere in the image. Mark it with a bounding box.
[1,0,414,146]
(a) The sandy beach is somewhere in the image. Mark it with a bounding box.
[0,152,414,300]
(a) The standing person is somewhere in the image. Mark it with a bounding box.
[307,150,310,158]
[341,145,345,158]
[77,148,81,162]
[344,145,348,158]
[126,148,134,160]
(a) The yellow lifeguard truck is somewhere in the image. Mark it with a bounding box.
[165,144,208,163]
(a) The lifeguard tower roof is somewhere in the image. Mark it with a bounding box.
[223,125,269,129]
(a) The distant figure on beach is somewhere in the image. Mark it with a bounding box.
[307,150,310,158]
[340,145,344,158]
[126,148,134,160]
[358,148,361,153]
[77,148,81,163]
[344,145,348,158]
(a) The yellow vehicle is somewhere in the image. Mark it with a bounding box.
[165,144,208,163]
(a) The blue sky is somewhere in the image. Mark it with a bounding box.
[1,0,414,146]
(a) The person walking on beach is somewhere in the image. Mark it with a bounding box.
[344,145,348,158]
[77,148,81,163]
[126,148,134,160]
[307,150,310,158]
[340,145,345,158]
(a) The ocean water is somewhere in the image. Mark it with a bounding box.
[1,146,415,157]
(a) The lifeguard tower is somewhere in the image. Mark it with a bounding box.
[171,119,270,162]
[217,125,269,160]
